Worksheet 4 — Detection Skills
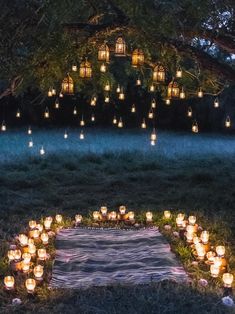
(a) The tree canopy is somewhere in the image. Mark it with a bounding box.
[0,0,234,102]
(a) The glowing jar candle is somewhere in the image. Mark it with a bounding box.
[210,265,220,277]
[55,214,62,224]
[164,211,171,219]
[195,244,205,260]
[200,231,209,244]
[44,217,53,230]
[37,249,47,260]
[29,220,37,229]
[21,261,30,273]
[186,232,194,243]
[119,206,126,215]
[28,243,36,255]
[41,233,49,245]
[176,216,184,228]
[75,214,82,224]
[28,238,34,245]
[206,251,216,263]
[100,207,108,216]
[109,211,117,221]
[25,278,36,293]
[34,265,44,280]
[31,229,40,239]
[146,211,153,222]
[93,211,100,221]
[216,245,225,257]
[193,236,200,246]
[4,276,15,290]
[7,250,15,262]
[22,253,31,264]
[213,257,222,268]
[19,234,28,247]
[14,249,22,261]
[222,273,233,288]
[128,211,135,222]
[188,216,196,225]
[36,224,43,232]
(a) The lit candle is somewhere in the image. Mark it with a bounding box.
[128,211,135,221]
[21,261,30,273]
[28,243,36,255]
[213,257,222,268]
[186,232,194,243]
[119,206,126,215]
[34,265,44,280]
[109,211,117,221]
[193,236,200,245]
[44,217,53,230]
[210,265,220,277]
[164,211,171,219]
[188,216,196,225]
[100,63,107,73]
[75,214,82,224]
[41,232,49,245]
[93,211,100,221]
[4,276,15,290]
[146,211,153,222]
[206,251,216,263]
[25,278,36,293]
[195,243,205,260]
[37,249,47,260]
[186,225,195,234]
[216,245,225,257]
[22,252,31,264]
[222,273,233,288]
[100,207,108,216]
[19,234,28,247]
[36,224,43,232]
[200,231,209,244]
[7,250,15,262]
[198,88,203,98]
[29,220,37,229]
[165,99,171,105]
[55,214,62,223]
[14,249,22,261]
[31,229,40,239]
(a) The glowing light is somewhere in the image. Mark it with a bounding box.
[4,276,15,290]
[222,273,233,288]
[141,119,147,129]
[25,278,36,293]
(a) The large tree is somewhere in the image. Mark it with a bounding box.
[0,0,234,101]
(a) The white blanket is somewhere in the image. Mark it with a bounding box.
[51,227,188,289]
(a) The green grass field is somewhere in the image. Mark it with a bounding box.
[0,128,235,313]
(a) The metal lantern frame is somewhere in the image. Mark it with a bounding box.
[98,43,110,63]
[79,59,92,78]
[153,65,166,82]
[132,49,144,67]
[167,80,180,98]
[115,37,126,56]
[61,73,74,94]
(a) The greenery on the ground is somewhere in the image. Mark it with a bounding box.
[0,130,234,313]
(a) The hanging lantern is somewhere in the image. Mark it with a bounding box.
[80,130,84,140]
[179,87,186,99]
[40,146,45,155]
[62,74,74,94]
[73,106,77,115]
[214,97,219,108]
[150,128,157,142]
[59,91,63,98]
[79,58,92,78]
[131,104,136,113]
[64,130,68,139]
[104,95,110,103]
[90,96,97,106]
[55,98,60,109]
[176,66,183,78]
[141,118,147,129]
[28,127,32,135]
[100,63,107,73]
[44,107,50,119]
[48,89,53,97]
[72,64,77,72]
[132,49,144,67]
[1,121,6,132]
[118,118,123,128]
[225,116,231,128]
[187,107,193,117]
[116,85,121,93]
[192,120,199,133]
[104,81,111,92]
[80,116,85,126]
[51,88,56,95]
[167,80,180,98]
[115,37,126,56]
[136,78,142,86]
[148,108,154,119]
[91,113,95,122]
[119,88,125,100]
[165,99,171,105]
[113,116,117,125]
[28,139,33,147]
[151,99,156,109]
[16,109,21,118]
[149,84,155,92]
[153,65,166,82]
[98,43,110,63]
[198,87,204,98]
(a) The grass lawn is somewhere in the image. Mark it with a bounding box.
[0,128,235,313]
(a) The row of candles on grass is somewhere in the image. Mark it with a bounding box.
[3,214,63,293]
[3,210,234,292]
